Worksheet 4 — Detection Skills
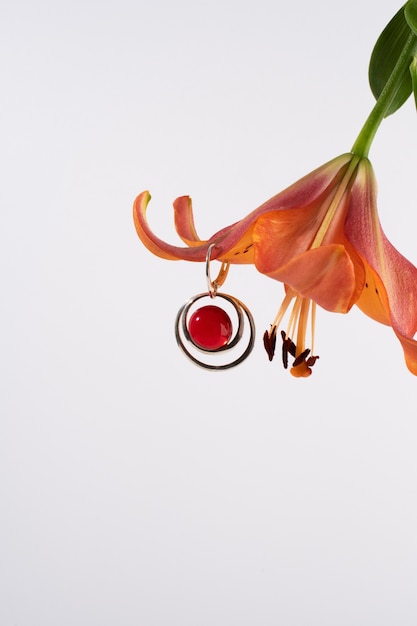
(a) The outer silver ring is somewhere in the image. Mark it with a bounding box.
[175,292,255,370]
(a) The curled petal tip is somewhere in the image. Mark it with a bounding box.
[173,195,202,244]
[132,191,210,261]
[135,190,151,203]
[132,191,179,260]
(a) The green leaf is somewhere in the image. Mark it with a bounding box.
[409,56,417,109]
[405,0,417,34]
[369,5,413,116]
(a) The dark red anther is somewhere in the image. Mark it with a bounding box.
[263,327,277,361]
[281,333,289,369]
[280,331,296,356]
[292,348,311,367]
[280,331,296,369]
[306,355,320,367]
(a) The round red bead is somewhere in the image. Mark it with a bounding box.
[188,305,233,350]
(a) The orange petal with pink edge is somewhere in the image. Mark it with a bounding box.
[133,191,256,263]
[173,196,202,245]
[133,191,209,261]
[215,154,352,264]
[133,154,354,264]
[257,244,359,313]
[252,205,334,270]
[345,158,417,338]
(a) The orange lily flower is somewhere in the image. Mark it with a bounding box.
[133,153,417,377]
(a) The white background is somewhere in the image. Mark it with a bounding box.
[2,0,417,624]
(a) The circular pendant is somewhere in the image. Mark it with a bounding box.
[175,292,255,370]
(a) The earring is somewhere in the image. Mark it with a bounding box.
[175,244,255,370]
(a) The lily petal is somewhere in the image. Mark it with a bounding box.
[173,196,202,245]
[345,160,417,338]
[133,191,209,261]
[257,244,359,313]
[133,153,353,263]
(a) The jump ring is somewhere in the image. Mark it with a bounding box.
[205,244,230,298]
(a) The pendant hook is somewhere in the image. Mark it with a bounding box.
[206,243,230,298]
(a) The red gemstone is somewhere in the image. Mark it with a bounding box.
[188,305,233,350]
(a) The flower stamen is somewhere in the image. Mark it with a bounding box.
[264,289,320,377]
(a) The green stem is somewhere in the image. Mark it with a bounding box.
[351,31,417,158]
